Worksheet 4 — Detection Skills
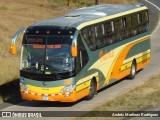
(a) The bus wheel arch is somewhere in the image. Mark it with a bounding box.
[85,77,97,100]
[128,59,137,79]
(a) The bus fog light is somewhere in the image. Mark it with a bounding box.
[61,85,76,92]
[65,93,70,97]
[20,84,30,91]
[20,77,25,83]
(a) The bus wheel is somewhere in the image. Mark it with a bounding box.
[128,60,136,79]
[86,80,96,100]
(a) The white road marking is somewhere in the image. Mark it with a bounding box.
[145,0,160,11]
[145,0,160,35]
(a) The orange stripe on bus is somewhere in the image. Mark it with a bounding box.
[104,36,150,85]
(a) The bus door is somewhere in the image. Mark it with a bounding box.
[76,34,89,74]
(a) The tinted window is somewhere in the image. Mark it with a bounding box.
[80,10,149,51]
[76,34,89,73]
[114,19,122,31]
[95,24,105,48]
[121,17,127,29]
[104,21,114,34]
[132,14,138,26]
[126,16,132,28]
[137,13,142,24]
[81,27,96,50]
[142,11,148,22]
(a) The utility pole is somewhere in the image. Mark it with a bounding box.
[95,0,100,5]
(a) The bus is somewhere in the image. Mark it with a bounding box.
[10,3,150,102]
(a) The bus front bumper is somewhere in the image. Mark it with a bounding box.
[20,89,77,102]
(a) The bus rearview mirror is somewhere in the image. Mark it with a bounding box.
[10,44,16,55]
[71,46,77,57]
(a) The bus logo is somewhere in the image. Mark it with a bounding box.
[42,82,47,86]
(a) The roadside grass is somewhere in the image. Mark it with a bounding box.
[47,0,95,8]
[0,1,8,11]
[101,0,137,4]
[47,0,138,8]
[0,6,8,11]
[73,75,160,120]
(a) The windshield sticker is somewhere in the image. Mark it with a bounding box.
[27,38,44,43]
[47,45,62,49]
[33,44,45,48]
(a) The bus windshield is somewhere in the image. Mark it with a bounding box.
[46,44,73,72]
[21,35,75,77]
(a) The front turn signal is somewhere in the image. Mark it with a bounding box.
[10,44,16,55]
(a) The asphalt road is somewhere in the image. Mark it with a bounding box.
[0,0,160,120]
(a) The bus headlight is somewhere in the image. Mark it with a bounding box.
[20,83,30,91]
[61,85,76,92]
[20,77,25,83]
[20,77,30,91]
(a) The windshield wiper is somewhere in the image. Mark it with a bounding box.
[46,64,61,71]
[25,67,43,74]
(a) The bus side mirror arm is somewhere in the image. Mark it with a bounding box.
[80,50,83,67]
[10,28,26,55]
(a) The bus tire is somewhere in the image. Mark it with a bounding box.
[86,80,96,100]
[128,60,136,79]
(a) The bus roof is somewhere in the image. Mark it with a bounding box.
[31,3,147,30]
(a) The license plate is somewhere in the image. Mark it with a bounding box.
[42,96,48,101]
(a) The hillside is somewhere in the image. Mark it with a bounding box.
[0,0,137,85]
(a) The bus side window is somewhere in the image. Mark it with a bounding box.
[142,11,148,23]
[141,11,149,32]
[104,22,113,34]
[106,37,113,45]
[81,28,88,41]
[145,11,149,31]
[132,14,139,26]
[104,21,114,46]
[126,15,132,38]
[82,27,96,51]
[145,11,149,22]
[76,34,89,74]
[131,14,139,36]
[138,13,143,34]
[114,19,122,41]
[95,24,104,48]
[88,26,96,50]
[137,13,142,24]
[114,19,122,31]
[120,17,127,40]
[121,17,127,29]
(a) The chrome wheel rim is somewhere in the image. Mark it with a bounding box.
[131,64,136,76]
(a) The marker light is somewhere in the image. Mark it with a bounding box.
[58,31,61,34]
[46,31,50,34]
[69,31,72,34]
[36,31,39,34]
